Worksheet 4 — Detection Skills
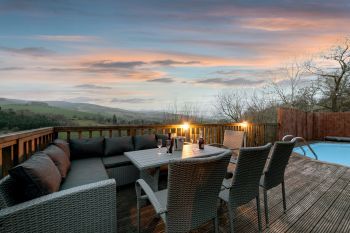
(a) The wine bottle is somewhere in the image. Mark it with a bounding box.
[198,131,205,150]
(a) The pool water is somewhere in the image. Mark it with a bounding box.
[293,142,350,166]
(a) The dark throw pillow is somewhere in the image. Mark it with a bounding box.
[134,134,157,150]
[43,145,71,179]
[8,153,61,201]
[105,136,134,157]
[69,137,104,159]
[156,134,168,147]
[53,139,71,159]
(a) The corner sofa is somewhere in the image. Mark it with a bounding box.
[0,134,166,233]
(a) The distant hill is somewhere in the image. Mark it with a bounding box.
[0,98,164,126]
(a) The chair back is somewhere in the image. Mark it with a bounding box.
[166,150,231,232]
[229,143,272,206]
[223,130,246,149]
[262,141,295,189]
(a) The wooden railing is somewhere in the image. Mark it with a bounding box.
[0,123,277,178]
[0,127,55,177]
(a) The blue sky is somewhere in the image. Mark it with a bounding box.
[1,0,350,110]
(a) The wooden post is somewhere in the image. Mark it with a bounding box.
[1,147,12,177]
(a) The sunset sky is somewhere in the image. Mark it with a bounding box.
[1,0,350,110]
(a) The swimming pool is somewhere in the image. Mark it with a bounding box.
[293,142,350,166]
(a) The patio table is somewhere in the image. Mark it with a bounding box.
[125,144,230,190]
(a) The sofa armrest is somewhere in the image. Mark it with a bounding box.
[0,179,117,233]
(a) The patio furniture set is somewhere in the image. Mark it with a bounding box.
[0,131,295,233]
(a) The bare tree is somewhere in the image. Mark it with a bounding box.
[305,37,350,112]
[162,101,207,124]
[267,61,307,108]
[244,91,278,123]
[215,91,246,122]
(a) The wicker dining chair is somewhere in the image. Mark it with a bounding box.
[210,130,246,176]
[135,150,232,233]
[219,143,272,233]
[260,141,295,228]
[211,130,246,157]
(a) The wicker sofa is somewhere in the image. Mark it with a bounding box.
[0,134,165,233]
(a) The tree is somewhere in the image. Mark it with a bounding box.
[244,91,278,123]
[112,114,117,124]
[305,37,350,112]
[162,100,207,124]
[267,61,307,108]
[215,91,246,122]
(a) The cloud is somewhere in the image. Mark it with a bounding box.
[74,84,112,90]
[111,98,154,104]
[241,17,338,32]
[0,46,54,57]
[33,35,100,42]
[196,77,265,86]
[151,59,200,66]
[146,77,175,83]
[64,97,101,103]
[87,60,146,69]
[0,66,24,71]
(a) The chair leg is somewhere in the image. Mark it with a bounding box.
[256,195,262,233]
[213,216,219,233]
[282,181,287,213]
[227,203,235,233]
[263,188,269,228]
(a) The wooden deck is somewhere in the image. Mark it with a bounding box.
[117,155,350,232]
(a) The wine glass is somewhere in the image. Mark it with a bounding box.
[166,139,171,154]
[157,139,163,155]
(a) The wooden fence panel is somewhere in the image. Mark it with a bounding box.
[278,108,350,140]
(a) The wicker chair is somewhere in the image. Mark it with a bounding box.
[135,150,232,233]
[260,141,295,228]
[210,130,246,176]
[211,130,246,157]
[219,143,272,233]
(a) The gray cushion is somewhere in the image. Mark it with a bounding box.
[134,134,157,150]
[70,137,104,159]
[102,155,132,168]
[53,139,71,159]
[43,145,71,179]
[104,136,134,157]
[156,134,168,147]
[60,157,108,190]
[8,153,62,201]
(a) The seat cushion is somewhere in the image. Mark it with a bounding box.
[60,157,108,190]
[8,153,62,201]
[102,155,132,168]
[53,139,71,159]
[70,137,104,160]
[104,136,134,157]
[43,145,71,179]
[134,134,157,150]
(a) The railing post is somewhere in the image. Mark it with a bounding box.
[1,147,12,178]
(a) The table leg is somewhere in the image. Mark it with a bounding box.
[140,167,160,191]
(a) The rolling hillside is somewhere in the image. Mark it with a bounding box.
[0,98,164,127]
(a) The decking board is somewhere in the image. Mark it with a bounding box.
[117,155,350,232]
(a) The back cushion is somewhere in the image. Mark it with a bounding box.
[134,134,157,150]
[70,137,104,159]
[105,136,134,156]
[53,139,71,159]
[43,145,71,179]
[8,153,62,201]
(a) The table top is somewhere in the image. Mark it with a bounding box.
[124,144,230,170]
